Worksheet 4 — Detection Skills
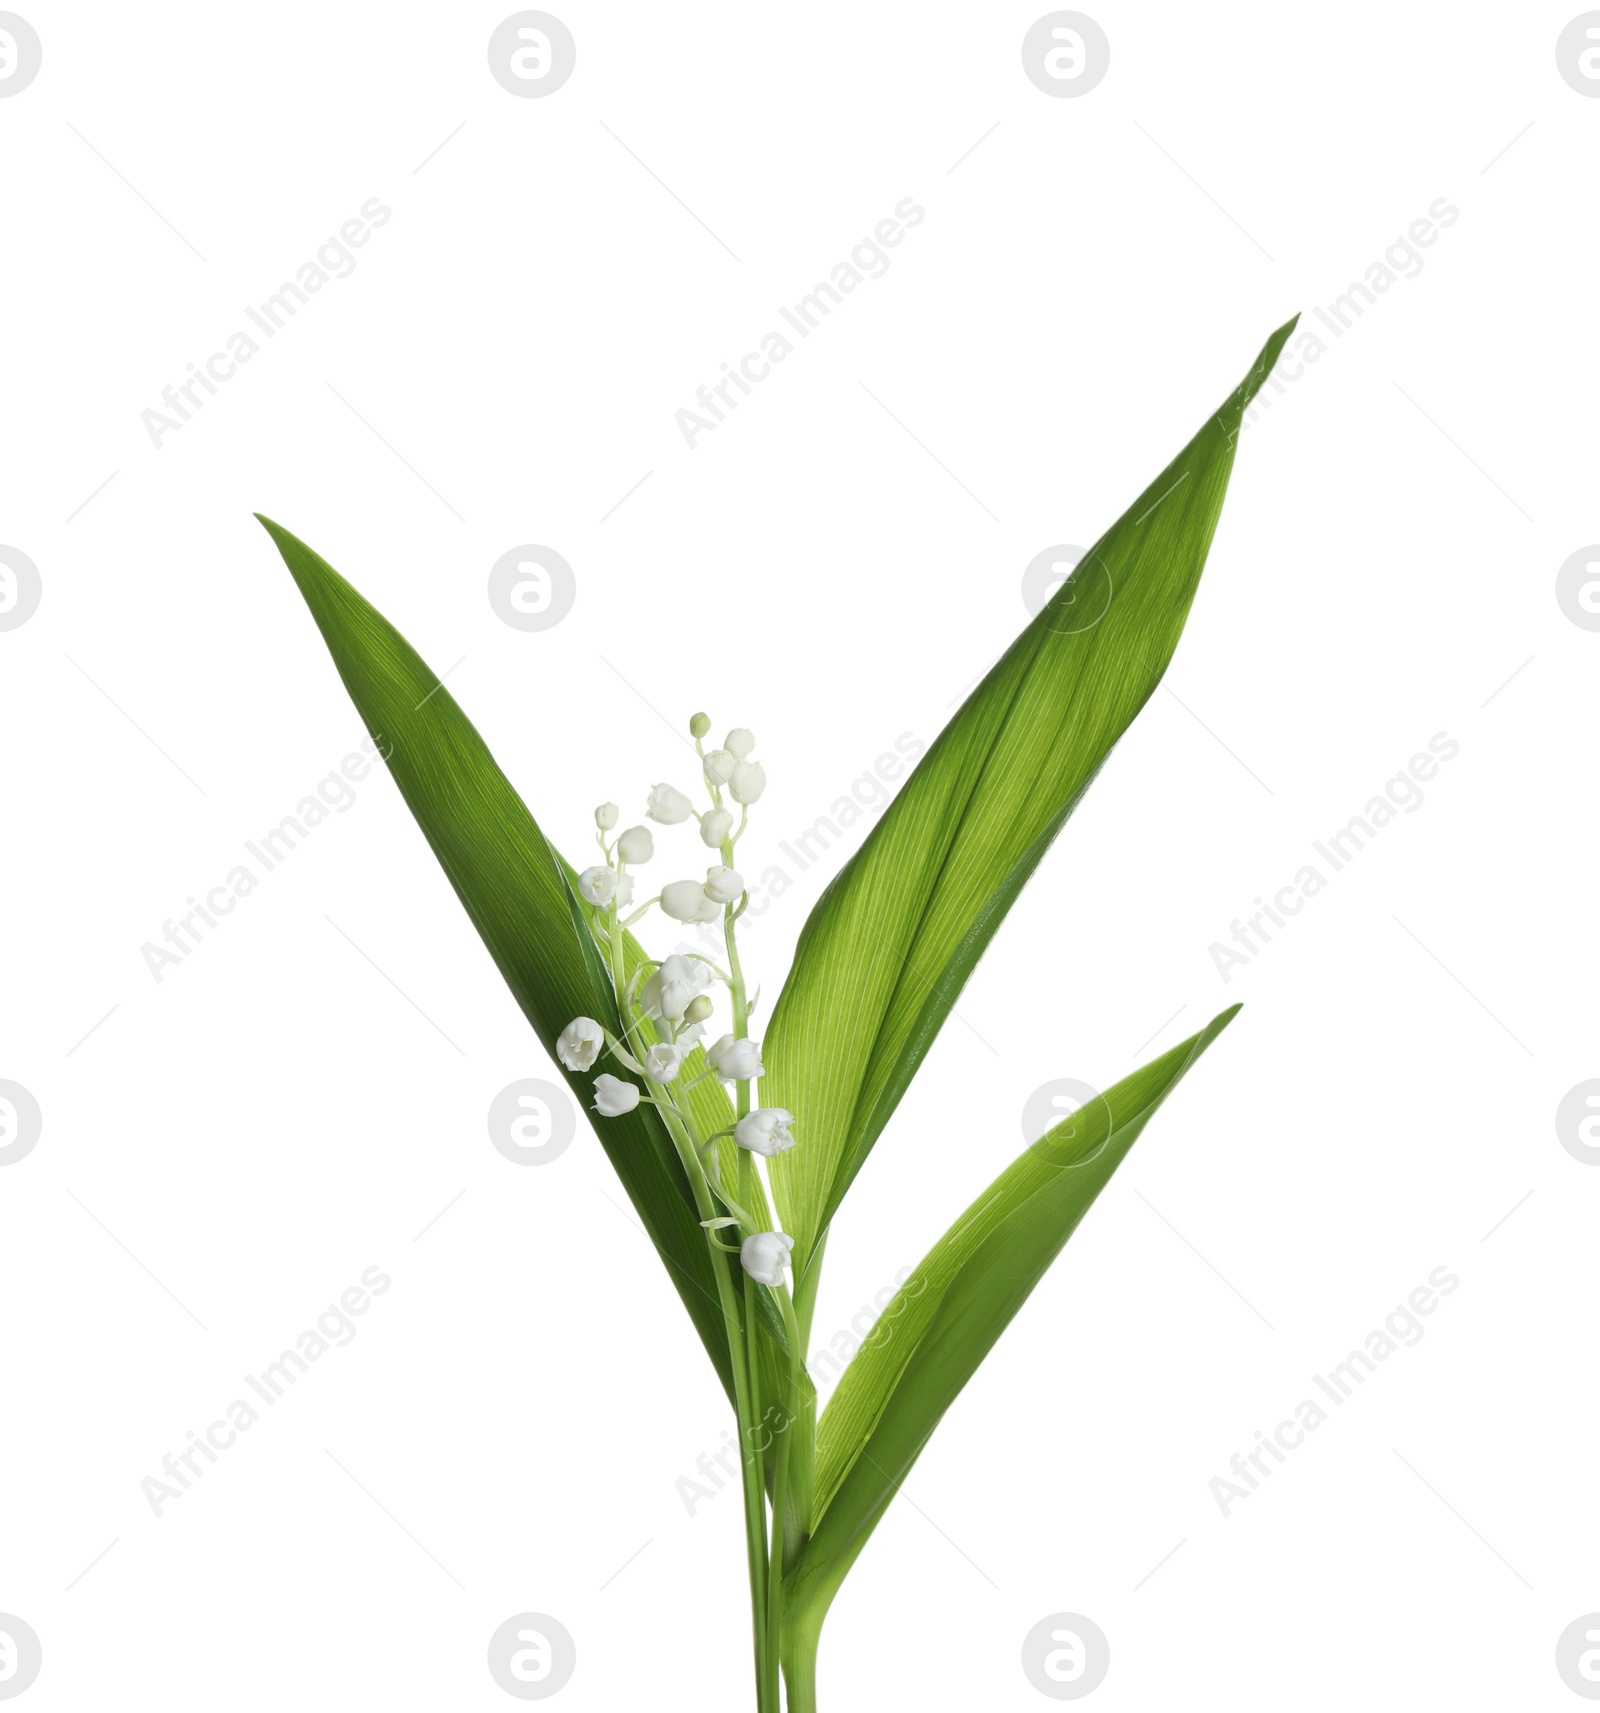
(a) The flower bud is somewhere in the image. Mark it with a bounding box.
[725,728,755,759]
[577,865,618,906]
[740,1230,794,1286]
[556,1016,604,1071]
[734,1107,796,1156]
[595,802,619,830]
[708,1034,764,1082]
[703,748,736,785]
[683,994,714,1025]
[647,783,694,825]
[660,879,721,924]
[704,865,744,904]
[617,825,654,864]
[689,711,711,739]
[700,807,734,848]
[729,760,766,805]
[592,1074,640,1117]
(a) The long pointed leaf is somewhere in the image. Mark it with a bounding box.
[256,515,736,1396]
[784,1004,1239,1632]
[765,320,1295,1274]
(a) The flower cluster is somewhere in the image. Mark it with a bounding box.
[555,713,795,1292]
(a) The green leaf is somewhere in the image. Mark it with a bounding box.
[255,515,737,1397]
[783,1004,1240,1632]
[764,319,1296,1276]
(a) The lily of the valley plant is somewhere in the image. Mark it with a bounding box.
[257,318,1296,1708]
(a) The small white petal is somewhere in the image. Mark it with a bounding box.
[577,865,618,906]
[557,1016,604,1072]
[646,784,694,825]
[703,865,744,904]
[734,1107,795,1157]
[700,807,735,848]
[740,1229,793,1286]
[643,1042,685,1083]
[728,761,766,805]
[592,1073,640,1116]
[617,824,654,864]
[660,879,721,924]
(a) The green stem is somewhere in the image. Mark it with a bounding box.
[601,901,772,1708]
[764,1291,803,1705]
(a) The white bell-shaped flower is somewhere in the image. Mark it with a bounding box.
[617,825,654,864]
[700,807,734,848]
[703,748,736,786]
[578,865,618,906]
[647,783,694,825]
[643,1041,685,1083]
[704,865,744,904]
[734,1107,796,1156]
[592,1074,640,1116]
[641,954,710,1021]
[725,728,756,759]
[740,1230,794,1286]
[661,879,721,924]
[707,1034,764,1082]
[595,802,619,830]
[729,761,766,805]
[556,1016,604,1071]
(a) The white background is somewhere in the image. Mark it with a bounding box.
[3,2,1597,1707]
